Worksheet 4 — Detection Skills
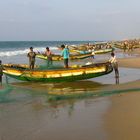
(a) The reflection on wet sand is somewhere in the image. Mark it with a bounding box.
[0,95,110,140]
[12,80,106,95]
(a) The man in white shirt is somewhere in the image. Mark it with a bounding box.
[109,52,119,78]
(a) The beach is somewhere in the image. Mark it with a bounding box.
[0,42,140,140]
[103,51,140,140]
[105,92,140,140]
[1,0,140,138]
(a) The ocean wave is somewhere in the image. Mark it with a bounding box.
[0,47,58,57]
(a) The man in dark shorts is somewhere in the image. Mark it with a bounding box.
[61,45,70,68]
[109,52,119,78]
[0,60,3,86]
[27,47,36,69]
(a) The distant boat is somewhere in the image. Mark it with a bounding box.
[3,62,113,82]
[36,53,93,61]
[37,48,114,61]
[114,43,140,49]
[70,48,114,54]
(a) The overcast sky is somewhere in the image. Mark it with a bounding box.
[0,0,140,41]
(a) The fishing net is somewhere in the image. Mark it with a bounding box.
[47,87,140,101]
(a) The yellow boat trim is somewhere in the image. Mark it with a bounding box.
[3,69,22,76]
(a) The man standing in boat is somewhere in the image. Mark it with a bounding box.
[61,44,70,68]
[27,47,36,70]
[0,60,3,86]
[44,47,53,67]
[88,47,95,63]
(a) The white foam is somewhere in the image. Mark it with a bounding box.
[0,47,58,57]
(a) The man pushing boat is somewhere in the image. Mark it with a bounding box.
[0,60,3,86]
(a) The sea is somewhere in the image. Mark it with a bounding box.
[0,41,98,63]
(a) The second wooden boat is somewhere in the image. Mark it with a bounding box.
[36,53,93,61]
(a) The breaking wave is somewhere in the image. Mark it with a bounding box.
[0,47,58,57]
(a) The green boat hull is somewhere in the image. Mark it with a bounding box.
[3,62,113,82]
[4,70,111,82]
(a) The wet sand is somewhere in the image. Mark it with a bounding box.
[0,96,111,140]
[105,92,140,140]
[104,51,140,140]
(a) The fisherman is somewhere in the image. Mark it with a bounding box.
[123,41,127,52]
[61,44,70,68]
[88,47,95,63]
[109,52,119,78]
[44,47,53,67]
[27,47,36,69]
[91,47,95,59]
[0,60,3,86]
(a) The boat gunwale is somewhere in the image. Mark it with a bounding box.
[3,62,111,73]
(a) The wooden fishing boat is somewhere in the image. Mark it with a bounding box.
[70,48,114,54]
[37,48,114,61]
[36,53,93,61]
[68,43,111,51]
[114,43,140,50]
[95,48,114,54]
[3,62,113,82]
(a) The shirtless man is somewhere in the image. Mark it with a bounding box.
[44,47,53,67]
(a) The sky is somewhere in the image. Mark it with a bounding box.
[0,0,140,41]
